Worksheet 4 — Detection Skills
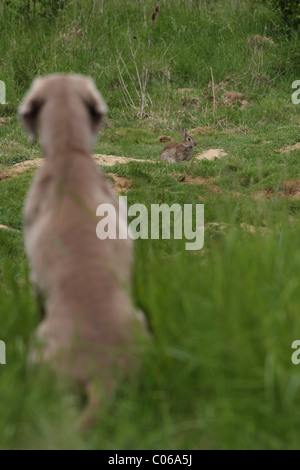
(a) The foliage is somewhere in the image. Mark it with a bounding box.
[1,0,67,21]
[0,0,300,450]
[267,0,300,28]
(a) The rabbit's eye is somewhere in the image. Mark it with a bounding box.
[188,137,191,140]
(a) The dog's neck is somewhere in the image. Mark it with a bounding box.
[38,103,95,160]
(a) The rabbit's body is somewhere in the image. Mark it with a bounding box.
[160,127,197,162]
[160,142,194,162]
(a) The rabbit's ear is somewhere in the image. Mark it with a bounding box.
[180,126,187,139]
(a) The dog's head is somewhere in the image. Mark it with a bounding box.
[19,74,107,151]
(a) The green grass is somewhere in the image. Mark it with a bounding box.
[0,0,300,450]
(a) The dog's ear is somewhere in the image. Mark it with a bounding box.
[180,126,187,139]
[83,78,107,133]
[19,78,44,143]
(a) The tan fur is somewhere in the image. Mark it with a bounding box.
[19,74,147,422]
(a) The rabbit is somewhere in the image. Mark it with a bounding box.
[160,127,197,162]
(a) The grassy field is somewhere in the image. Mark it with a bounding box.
[0,0,300,450]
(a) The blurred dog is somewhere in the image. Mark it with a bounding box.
[19,74,147,427]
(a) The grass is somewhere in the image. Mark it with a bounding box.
[0,0,300,450]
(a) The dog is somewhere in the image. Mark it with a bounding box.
[19,74,147,427]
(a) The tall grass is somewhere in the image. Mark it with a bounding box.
[1,176,300,448]
[0,0,299,114]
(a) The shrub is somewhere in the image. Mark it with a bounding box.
[267,0,300,28]
[1,0,67,21]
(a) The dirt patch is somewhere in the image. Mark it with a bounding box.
[0,172,13,182]
[172,173,186,182]
[177,88,196,94]
[115,129,132,136]
[0,158,44,180]
[93,154,154,166]
[280,143,300,153]
[249,35,275,46]
[181,96,202,109]
[223,91,245,103]
[173,173,210,184]
[10,159,44,170]
[254,189,273,199]
[223,126,252,135]
[196,149,228,161]
[254,179,300,200]
[281,179,300,199]
[0,224,19,232]
[222,91,251,110]
[204,78,252,110]
[0,154,155,181]
[0,118,7,126]
[207,221,269,236]
[240,223,269,235]
[185,176,214,185]
[159,135,172,143]
[189,126,216,136]
[1,139,22,150]
[172,173,221,193]
[205,184,222,194]
[206,222,228,232]
[240,100,251,110]
[106,173,132,193]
